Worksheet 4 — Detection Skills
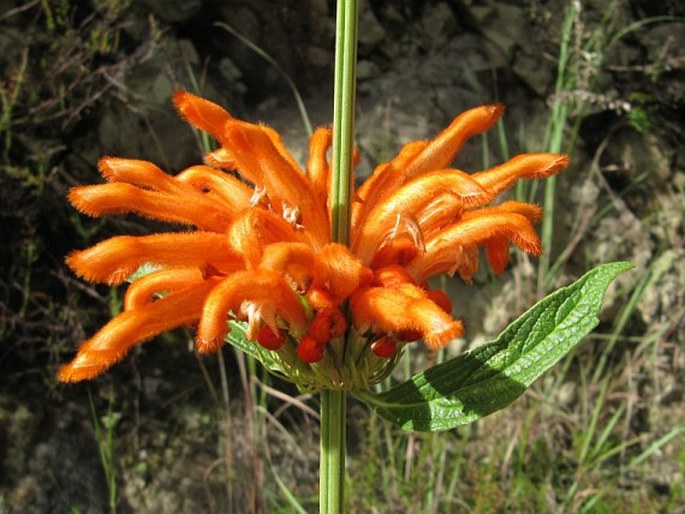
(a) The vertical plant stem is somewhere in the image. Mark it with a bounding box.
[330,0,359,246]
[321,0,358,512]
[320,389,347,513]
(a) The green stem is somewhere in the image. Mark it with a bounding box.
[330,0,358,246]
[321,0,358,512]
[320,389,347,513]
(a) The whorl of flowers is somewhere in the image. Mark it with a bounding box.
[59,92,568,390]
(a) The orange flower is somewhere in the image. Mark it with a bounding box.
[59,92,567,389]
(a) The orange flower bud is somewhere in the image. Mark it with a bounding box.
[256,326,285,350]
[297,335,325,363]
[371,336,397,358]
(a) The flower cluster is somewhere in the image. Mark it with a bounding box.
[59,92,567,390]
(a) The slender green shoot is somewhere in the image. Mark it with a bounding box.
[87,388,119,514]
[321,1,359,512]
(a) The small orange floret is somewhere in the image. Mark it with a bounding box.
[307,307,347,344]
[311,243,373,305]
[197,270,306,353]
[173,91,233,139]
[351,284,463,350]
[123,267,205,311]
[66,232,239,285]
[58,280,216,382]
[98,157,181,194]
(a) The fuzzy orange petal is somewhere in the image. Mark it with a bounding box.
[352,141,428,229]
[259,242,316,291]
[353,105,503,227]
[407,213,541,282]
[350,283,463,349]
[68,183,232,232]
[412,194,466,238]
[222,120,330,246]
[308,243,373,308]
[262,124,310,186]
[173,91,234,139]
[415,193,542,239]
[465,201,543,223]
[204,147,237,170]
[227,208,303,269]
[197,270,307,353]
[67,232,241,285]
[124,267,206,310]
[98,157,184,194]
[58,279,218,382]
[472,153,569,195]
[306,126,332,204]
[174,165,253,215]
[402,104,505,179]
[352,170,492,264]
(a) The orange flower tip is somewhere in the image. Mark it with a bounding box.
[424,321,464,350]
[515,237,543,257]
[57,362,101,383]
[67,187,99,215]
[97,156,147,181]
[296,335,325,363]
[195,336,224,354]
[518,153,570,180]
[371,336,398,358]
[517,203,544,223]
[545,154,570,175]
[97,156,119,180]
[65,250,133,285]
[172,91,231,136]
[256,326,285,350]
[56,347,121,382]
[484,104,505,125]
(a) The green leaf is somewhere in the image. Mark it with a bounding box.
[355,262,632,432]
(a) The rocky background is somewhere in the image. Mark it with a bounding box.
[1,0,683,512]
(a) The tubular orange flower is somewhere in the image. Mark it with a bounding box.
[59,91,567,390]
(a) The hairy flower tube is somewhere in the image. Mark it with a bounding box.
[59,92,568,390]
